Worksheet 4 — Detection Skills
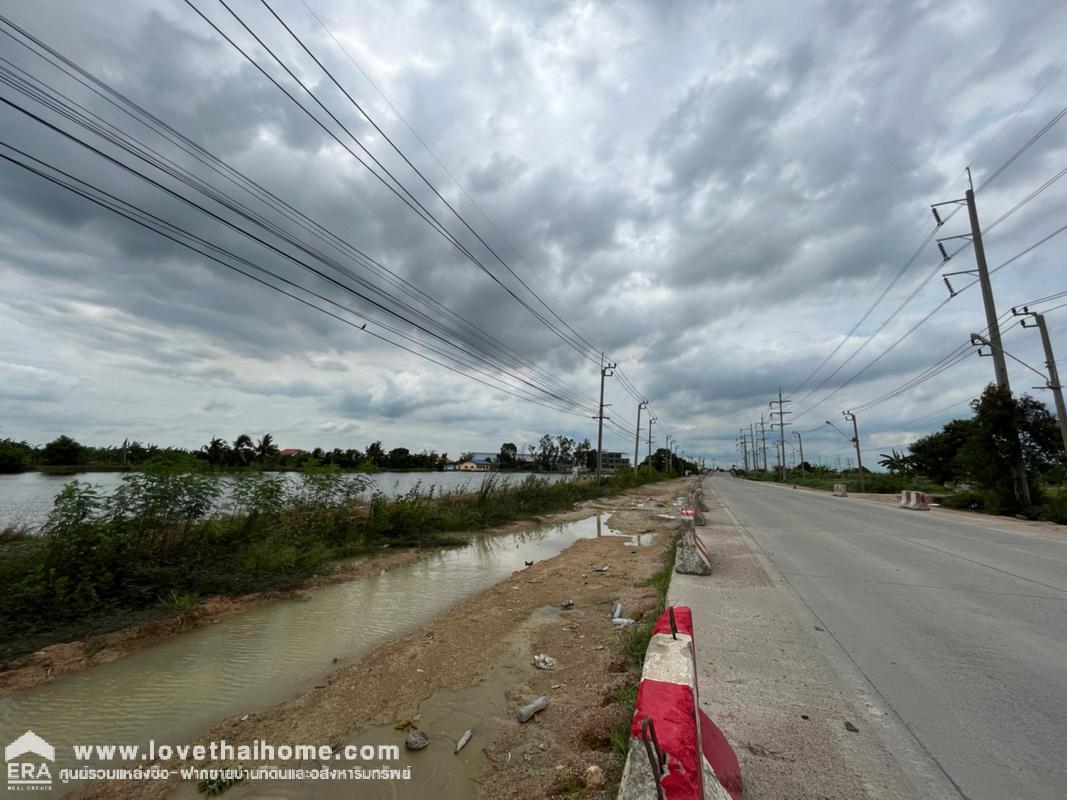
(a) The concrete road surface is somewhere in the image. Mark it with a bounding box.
[708,475,1067,800]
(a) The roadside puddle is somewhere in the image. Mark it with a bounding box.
[212,608,560,800]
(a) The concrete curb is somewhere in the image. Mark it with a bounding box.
[617,606,742,800]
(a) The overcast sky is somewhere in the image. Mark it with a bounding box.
[1,0,1066,467]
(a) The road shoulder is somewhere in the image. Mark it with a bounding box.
[668,479,939,799]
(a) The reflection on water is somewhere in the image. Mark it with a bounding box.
[0,514,616,795]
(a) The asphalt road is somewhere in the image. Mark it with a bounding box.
[709,476,1067,800]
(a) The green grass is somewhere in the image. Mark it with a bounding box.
[608,722,631,760]
[0,466,674,660]
[609,525,683,763]
[561,774,588,797]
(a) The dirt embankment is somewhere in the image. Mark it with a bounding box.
[77,478,691,800]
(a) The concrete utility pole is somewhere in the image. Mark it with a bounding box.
[935,172,1031,506]
[665,434,673,473]
[751,422,759,473]
[595,357,616,483]
[739,428,750,471]
[769,388,792,482]
[758,415,769,472]
[793,431,805,476]
[1014,307,1067,458]
[633,400,648,471]
[647,416,657,464]
[843,411,864,492]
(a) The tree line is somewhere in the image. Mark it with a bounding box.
[876,384,1065,516]
[1,431,661,474]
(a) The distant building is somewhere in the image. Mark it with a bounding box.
[278,448,306,457]
[597,451,630,471]
[457,456,493,471]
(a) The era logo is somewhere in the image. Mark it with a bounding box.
[4,731,54,791]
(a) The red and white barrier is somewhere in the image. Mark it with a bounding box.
[899,490,930,511]
[684,492,707,526]
[691,531,713,571]
[617,606,742,800]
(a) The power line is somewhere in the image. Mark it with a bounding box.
[977,105,1067,192]
[0,22,603,414]
[184,0,602,366]
[0,84,601,416]
[791,101,1067,403]
[258,0,603,359]
[793,222,1067,421]
[0,144,595,419]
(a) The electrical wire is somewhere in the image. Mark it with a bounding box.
[258,0,604,358]
[185,0,603,366]
[0,16,604,413]
[0,144,596,419]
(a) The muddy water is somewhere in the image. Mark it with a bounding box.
[212,607,562,800]
[0,514,623,795]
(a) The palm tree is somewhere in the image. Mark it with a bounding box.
[232,434,253,466]
[365,441,385,467]
[201,436,230,467]
[878,449,914,476]
[255,433,279,464]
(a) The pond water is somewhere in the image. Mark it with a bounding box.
[0,470,568,532]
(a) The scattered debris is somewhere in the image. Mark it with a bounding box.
[560,599,575,609]
[611,601,623,619]
[801,714,809,720]
[584,764,607,789]
[533,654,558,670]
[550,682,566,690]
[524,560,534,567]
[612,617,635,626]
[405,730,430,751]
[744,742,791,761]
[516,695,549,723]
[845,721,859,733]
[593,565,610,573]
[394,715,420,731]
[814,626,825,632]
[455,729,472,753]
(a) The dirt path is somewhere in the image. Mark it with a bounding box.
[75,478,691,799]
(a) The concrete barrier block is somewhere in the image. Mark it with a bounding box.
[617,606,742,800]
[676,531,712,576]
[832,483,847,497]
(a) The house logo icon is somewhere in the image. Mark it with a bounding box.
[5,731,54,791]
